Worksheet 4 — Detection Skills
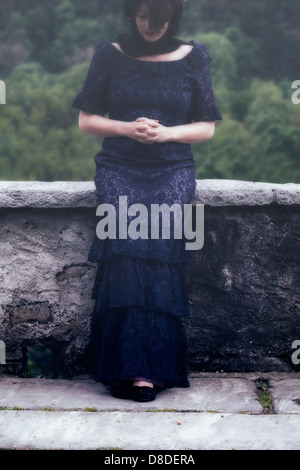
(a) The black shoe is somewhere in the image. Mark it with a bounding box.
[110,381,133,399]
[132,385,157,402]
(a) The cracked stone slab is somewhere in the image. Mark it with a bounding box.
[1,410,300,450]
[0,376,262,413]
[270,376,300,414]
[0,181,97,208]
[193,179,300,206]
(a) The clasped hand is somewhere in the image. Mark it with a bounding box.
[131,117,169,145]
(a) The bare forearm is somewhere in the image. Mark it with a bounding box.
[78,111,130,138]
[167,121,215,144]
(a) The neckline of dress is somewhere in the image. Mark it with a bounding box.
[108,40,196,64]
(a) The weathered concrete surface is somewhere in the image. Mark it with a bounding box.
[0,372,300,450]
[194,179,300,206]
[185,204,300,372]
[270,376,300,414]
[2,410,300,450]
[0,374,262,413]
[0,180,300,374]
[1,180,299,208]
[0,181,98,208]
[0,206,97,373]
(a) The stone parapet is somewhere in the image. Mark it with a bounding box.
[0,180,299,375]
[1,180,299,208]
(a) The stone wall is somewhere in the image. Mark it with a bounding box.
[0,180,299,375]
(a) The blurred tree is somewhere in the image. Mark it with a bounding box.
[0,0,299,183]
[193,79,300,183]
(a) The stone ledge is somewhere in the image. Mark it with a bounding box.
[0,180,299,209]
[0,374,300,450]
[0,181,97,209]
[194,180,300,207]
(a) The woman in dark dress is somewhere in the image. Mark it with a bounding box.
[72,0,221,402]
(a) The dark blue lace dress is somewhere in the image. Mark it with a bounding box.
[72,40,221,389]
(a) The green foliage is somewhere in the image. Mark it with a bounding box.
[0,0,299,183]
[0,61,99,180]
[194,79,300,183]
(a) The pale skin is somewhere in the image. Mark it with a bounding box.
[79,3,215,389]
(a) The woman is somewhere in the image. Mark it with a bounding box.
[72,0,221,402]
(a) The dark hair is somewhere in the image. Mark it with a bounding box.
[123,0,184,33]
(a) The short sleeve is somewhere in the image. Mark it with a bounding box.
[191,45,222,122]
[71,41,110,116]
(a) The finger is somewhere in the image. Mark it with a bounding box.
[144,119,159,126]
[136,122,159,131]
[145,129,159,137]
[136,129,159,139]
[135,131,149,139]
[136,117,159,126]
[141,134,160,142]
[135,133,159,144]
[135,127,159,137]
[135,125,149,132]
